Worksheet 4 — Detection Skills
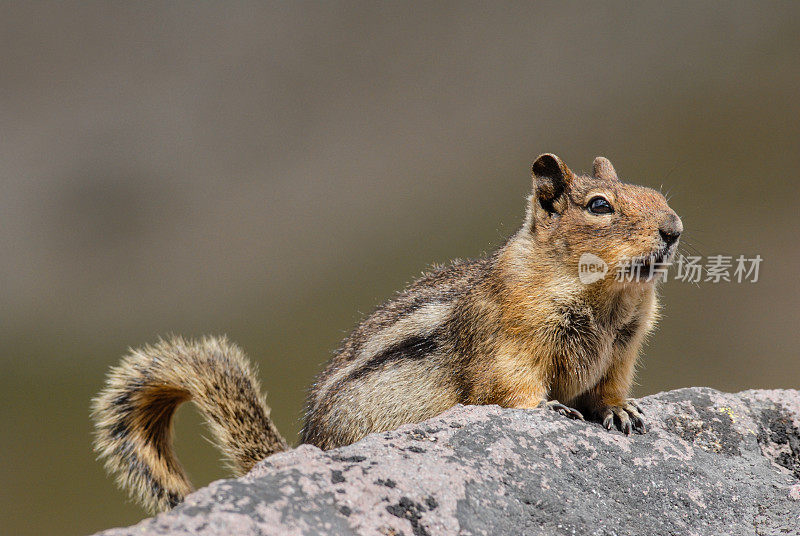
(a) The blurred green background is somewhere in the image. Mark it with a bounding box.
[2,2,799,534]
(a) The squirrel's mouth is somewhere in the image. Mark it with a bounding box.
[619,245,675,283]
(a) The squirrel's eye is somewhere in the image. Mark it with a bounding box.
[587,196,613,215]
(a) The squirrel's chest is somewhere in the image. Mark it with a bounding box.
[487,292,651,405]
[548,320,614,392]
[491,315,616,404]
[542,304,640,399]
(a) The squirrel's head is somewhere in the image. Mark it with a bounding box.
[523,153,682,286]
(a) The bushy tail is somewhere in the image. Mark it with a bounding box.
[91,335,288,513]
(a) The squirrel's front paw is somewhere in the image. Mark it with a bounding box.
[538,399,584,421]
[600,399,646,435]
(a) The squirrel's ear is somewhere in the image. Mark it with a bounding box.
[531,153,574,215]
[592,156,618,181]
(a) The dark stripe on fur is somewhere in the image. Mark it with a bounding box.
[615,318,640,348]
[346,335,438,383]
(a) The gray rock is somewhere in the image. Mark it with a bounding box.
[94,388,800,536]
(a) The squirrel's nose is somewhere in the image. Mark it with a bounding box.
[659,213,683,246]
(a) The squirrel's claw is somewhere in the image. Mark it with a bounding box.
[539,400,585,421]
[601,400,647,435]
[625,398,645,416]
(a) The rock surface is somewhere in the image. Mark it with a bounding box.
[95,388,800,536]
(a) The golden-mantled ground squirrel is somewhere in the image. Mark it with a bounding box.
[92,154,682,512]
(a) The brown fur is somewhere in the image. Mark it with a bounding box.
[92,154,682,511]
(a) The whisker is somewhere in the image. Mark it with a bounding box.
[678,241,705,258]
[681,236,711,253]
[662,161,680,183]
[678,237,703,251]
